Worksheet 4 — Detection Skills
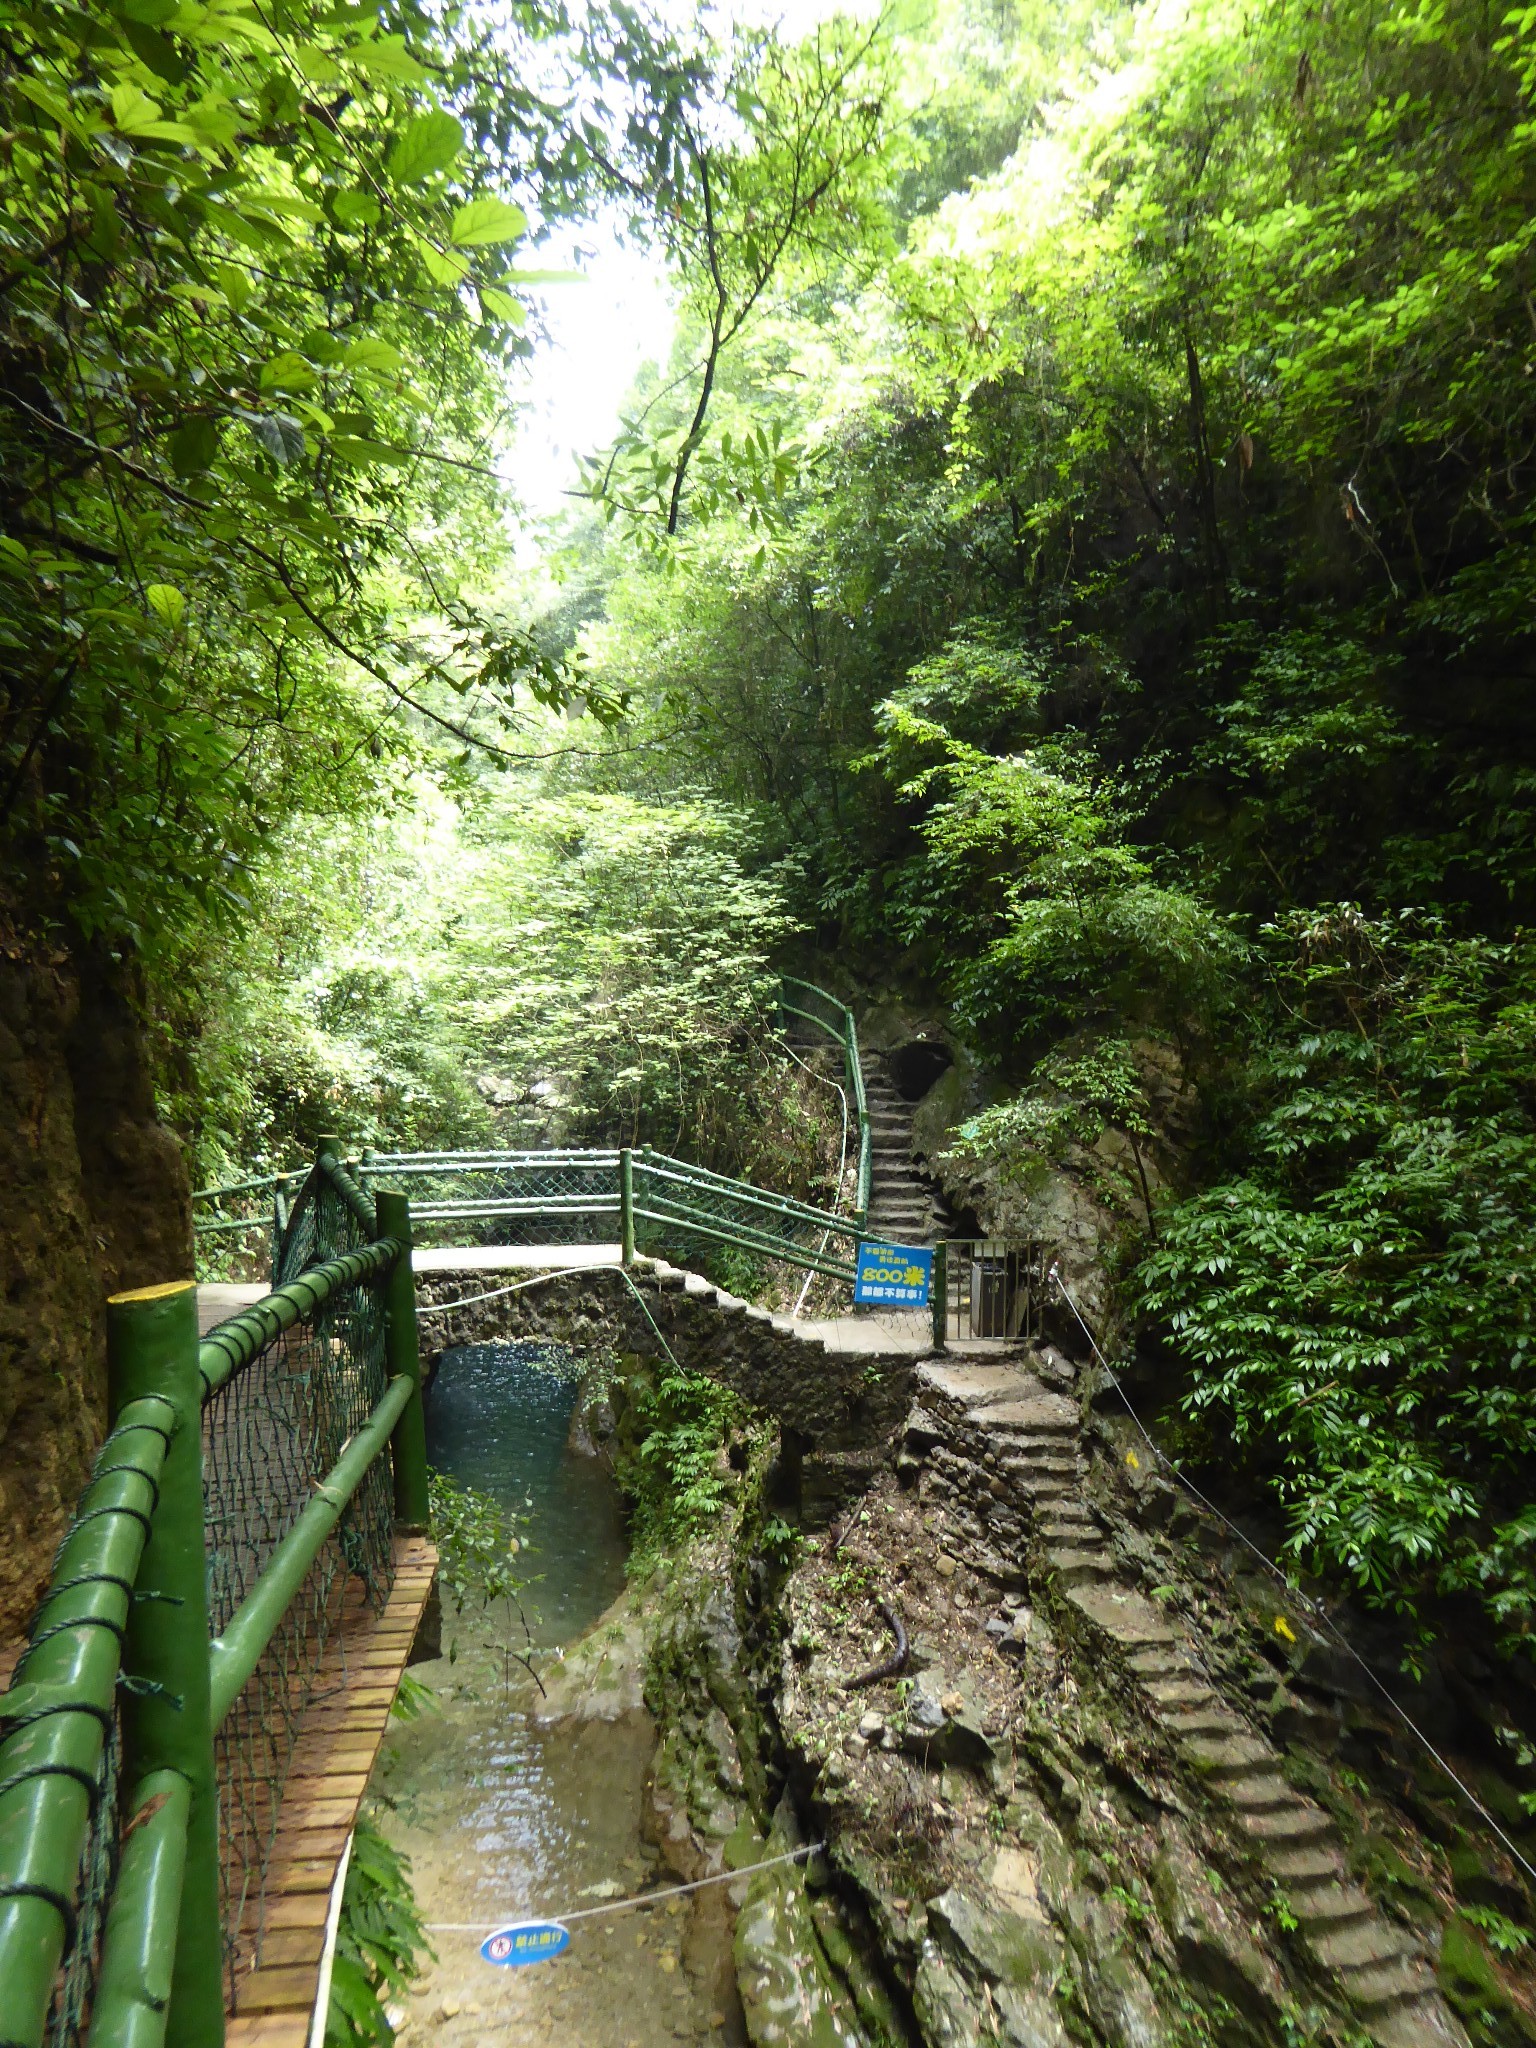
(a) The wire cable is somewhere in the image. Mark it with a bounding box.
[424,1842,825,1933]
[1048,1262,1536,1889]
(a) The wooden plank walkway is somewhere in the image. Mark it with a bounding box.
[2,1540,436,2047]
[226,1534,437,2047]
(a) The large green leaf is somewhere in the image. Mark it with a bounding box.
[449,197,527,247]
[387,110,463,185]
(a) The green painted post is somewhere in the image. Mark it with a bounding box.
[619,1148,635,1265]
[376,1189,429,1530]
[931,1243,948,1353]
[108,1279,225,2048]
[91,1767,191,2048]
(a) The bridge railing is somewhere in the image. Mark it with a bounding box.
[361,1144,862,1283]
[191,1167,305,1277]
[0,1145,428,2048]
[778,975,871,1225]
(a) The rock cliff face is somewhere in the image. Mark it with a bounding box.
[636,1335,1536,2048]
[0,923,191,1634]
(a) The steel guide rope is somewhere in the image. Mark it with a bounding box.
[1048,1261,1536,1890]
[424,1842,826,1934]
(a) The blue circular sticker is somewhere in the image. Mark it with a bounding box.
[480,1921,571,1968]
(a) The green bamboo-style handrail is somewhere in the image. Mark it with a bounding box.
[207,1373,415,1726]
[0,1393,175,2048]
[3,1188,422,2048]
[366,1147,623,1167]
[190,1214,274,1238]
[631,1202,857,1282]
[316,1142,379,1236]
[89,1768,191,2048]
[197,1239,402,1400]
[191,1169,303,1204]
[779,975,871,1223]
[636,1154,853,1236]
[403,1195,622,1218]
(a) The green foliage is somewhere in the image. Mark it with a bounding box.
[621,1360,742,1566]
[165,778,814,1183]
[428,1469,526,1616]
[581,14,896,539]
[1460,1905,1532,1958]
[870,707,1240,1051]
[325,1817,432,2047]
[552,0,1536,1672]
[1139,908,1536,1654]
[948,1036,1161,1221]
[0,0,603,953]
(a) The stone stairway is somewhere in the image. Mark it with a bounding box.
[862,1052,944,1244]
[911,1350,1470,2048]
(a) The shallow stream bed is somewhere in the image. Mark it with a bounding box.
[369,1343,743,2048]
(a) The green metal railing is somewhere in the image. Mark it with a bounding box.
[360,1144,863,1283]
[778,975,871,1225]
[191,978,871,1270]
[190,1168,304,1272]
[0,1144,428,2048]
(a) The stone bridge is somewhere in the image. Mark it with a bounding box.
[414,1253,934,1519]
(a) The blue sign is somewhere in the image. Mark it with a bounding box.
[480,1921,571,1967]
[854,1241,933,1308]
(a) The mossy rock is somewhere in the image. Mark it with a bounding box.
[1450,1843,1531,1922]
[1347,1831,1442,1922]
[1437,1914,1536,2044]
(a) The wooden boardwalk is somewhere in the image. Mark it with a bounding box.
[226,1534,437,2047]
[2,1539,436,2047]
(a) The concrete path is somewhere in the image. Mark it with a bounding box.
[412,1242,622,1272]
[196,1281,269,1335]
[202,1245,958,1360]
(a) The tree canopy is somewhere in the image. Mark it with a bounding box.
[11,0,1536,1659]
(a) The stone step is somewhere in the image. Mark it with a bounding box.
[1157,1705,1240,1740]
[1064,1585,1178,1646]
[1288,1883,1375,1933]
[1145,1679,1209,1709]
[1179,1732,1275,1779]
[1048,1549,1116,1588]
[1236,1801,1332,1846]
[1266,1842,1346,1887]
[987,1414,1079,1442]
[1126,1648,1186,1678]
[1366,1987,1464,2042]
[1221,1774,1296,1815]
[1310,1917,1413,1975]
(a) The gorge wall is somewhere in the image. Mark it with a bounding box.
[0,925,191,1634]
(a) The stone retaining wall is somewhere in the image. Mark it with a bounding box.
[414,1257,921,1461]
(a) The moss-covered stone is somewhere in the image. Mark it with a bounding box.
[1438,1913,1536,2043]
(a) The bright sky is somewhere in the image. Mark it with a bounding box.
[506,0,876,524]
[510,231,676,521]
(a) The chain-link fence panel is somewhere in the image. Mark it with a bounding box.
[361,1150,622,1249]
[200,1264,393,2007]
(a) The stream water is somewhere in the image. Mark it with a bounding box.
[372,1343,742,2048]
